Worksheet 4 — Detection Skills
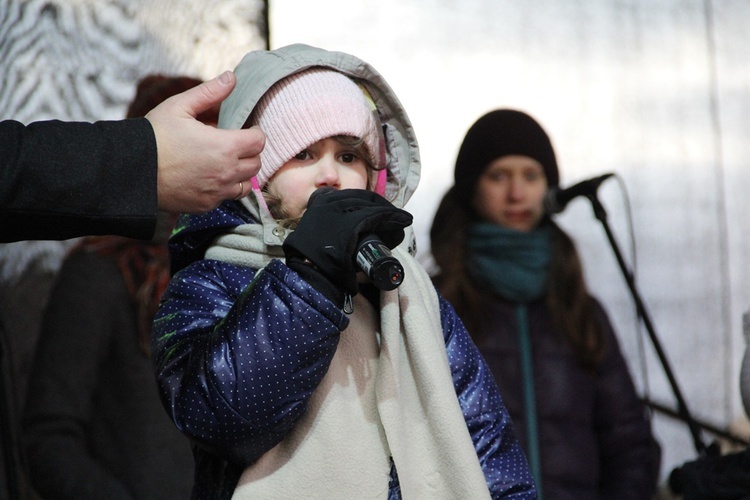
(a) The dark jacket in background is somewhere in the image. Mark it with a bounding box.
[0,118,157,242]
[474,294,661,500]
[22,252,193,500]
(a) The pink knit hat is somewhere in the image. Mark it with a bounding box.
[250,68,382,188]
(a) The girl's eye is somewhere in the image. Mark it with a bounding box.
[340,152,357,163]
[293,150,310,161]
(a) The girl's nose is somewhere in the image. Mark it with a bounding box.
[314,158,341,188]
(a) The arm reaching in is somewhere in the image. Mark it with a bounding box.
[147,70,265,214]
[1,72,264,242]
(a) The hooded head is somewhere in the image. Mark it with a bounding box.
[248,68,382,189]
[453,109,559,206]
[219,44,420,213]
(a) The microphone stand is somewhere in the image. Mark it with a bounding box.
[643,397,749,447]
[584,191,710,457]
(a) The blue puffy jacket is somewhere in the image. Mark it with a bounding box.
[153,202,535,499]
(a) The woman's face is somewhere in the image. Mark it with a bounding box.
[266,137,370,219]
[471,155,548,232]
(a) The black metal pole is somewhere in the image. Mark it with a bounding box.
[644,398,748,447]
[586,193,709,456]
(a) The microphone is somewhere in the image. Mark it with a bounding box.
[355,234,404,291]
[544,173,614,214]
[308,187,405,291]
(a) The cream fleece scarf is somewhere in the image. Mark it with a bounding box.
[206,223,490,499]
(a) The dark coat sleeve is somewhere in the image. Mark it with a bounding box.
[0,118,157,242]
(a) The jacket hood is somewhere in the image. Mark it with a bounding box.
[170,44,421,274]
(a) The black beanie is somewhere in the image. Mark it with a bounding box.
[453,109,559,205]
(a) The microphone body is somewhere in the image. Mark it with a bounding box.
[308,187,405,291]
[544,173,614,214]
[356,235,404,291]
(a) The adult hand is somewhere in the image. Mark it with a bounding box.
[147,71,265,214]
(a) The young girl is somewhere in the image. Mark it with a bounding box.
[152,45,536,499]
[430,109,661,499]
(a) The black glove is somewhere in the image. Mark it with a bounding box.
[283,188,413,303]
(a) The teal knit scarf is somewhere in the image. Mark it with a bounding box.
[466,223,551,303]
[467,223,552,497]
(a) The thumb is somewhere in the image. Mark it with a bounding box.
[174,70,236,118]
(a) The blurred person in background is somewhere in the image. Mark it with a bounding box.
[430,109,661,499]
[19,75,218,500]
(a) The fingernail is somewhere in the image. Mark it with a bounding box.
[218,71,232,85]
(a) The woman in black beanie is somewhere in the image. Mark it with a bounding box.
[430,109,661,499]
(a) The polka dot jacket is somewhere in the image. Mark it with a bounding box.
[151,200,536,499]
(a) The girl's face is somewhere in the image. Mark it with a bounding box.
[471,155,548,232]
[266,137,370,219]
